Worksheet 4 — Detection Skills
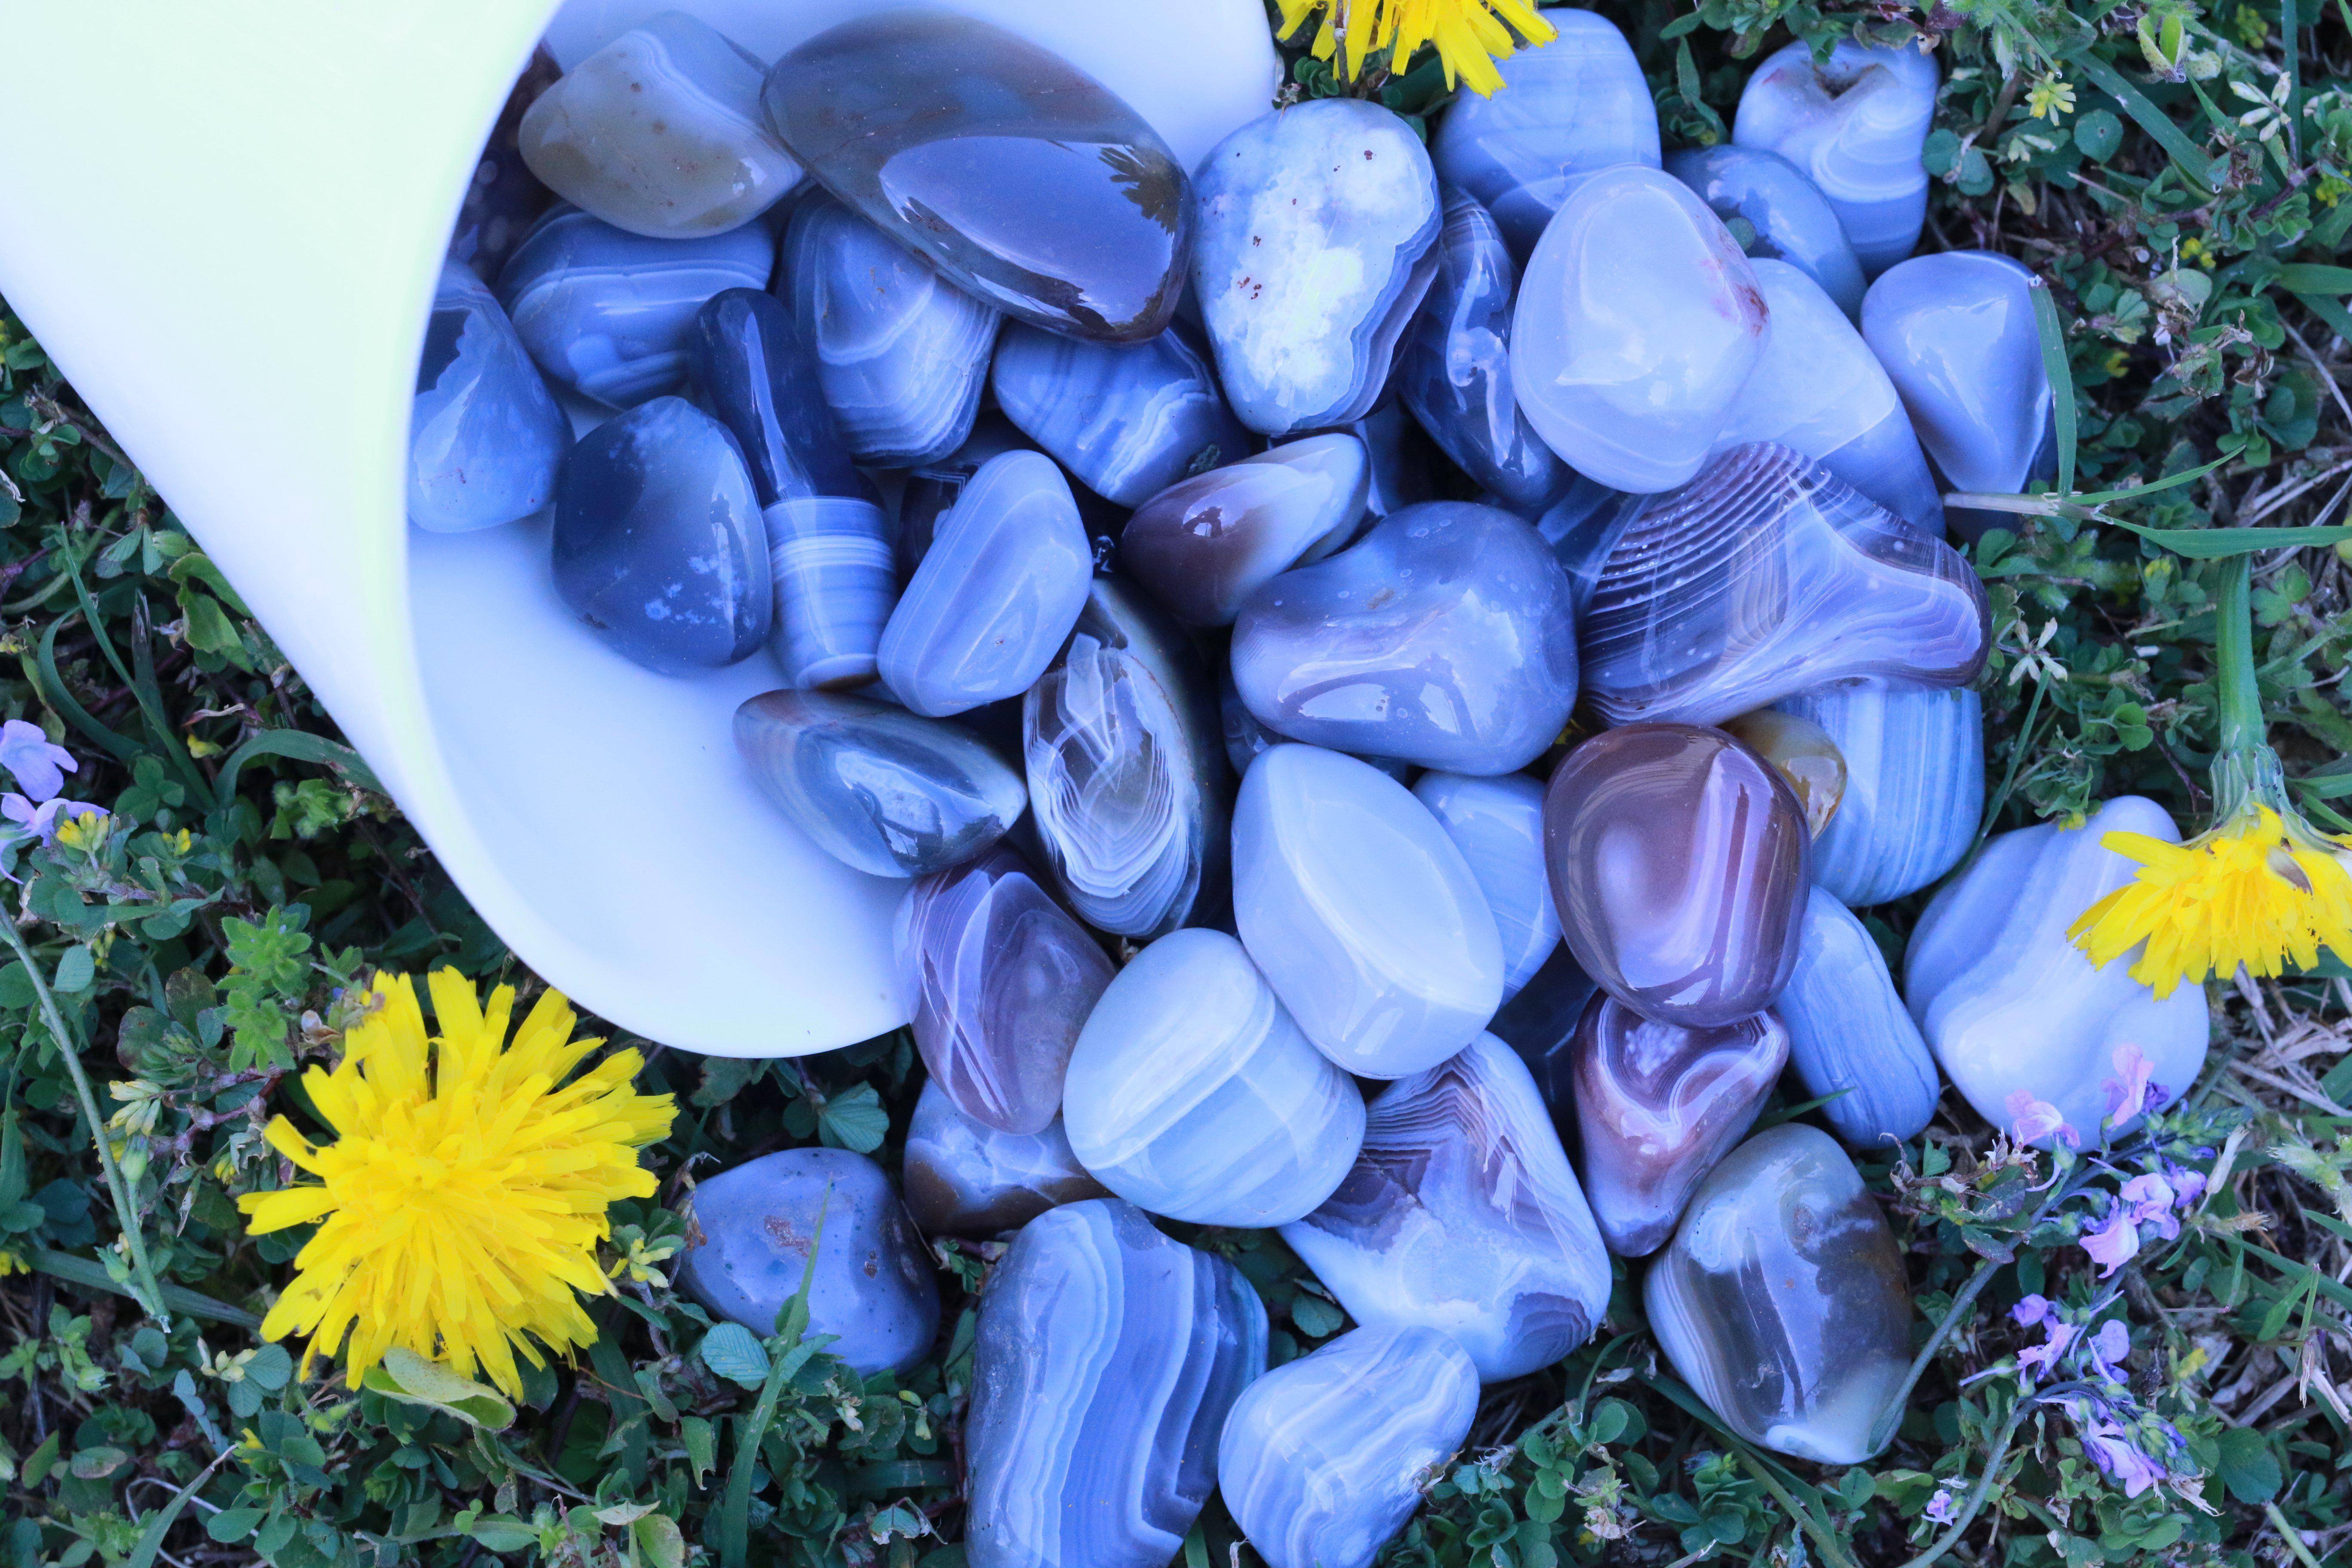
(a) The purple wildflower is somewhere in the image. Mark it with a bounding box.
[2121,1172,2181,1240]
[2,794,105,841]
[2086,1319,2132,1382]
[2059,1394,2183,1499]
[0,721,76,803]
[2101,1042,2164,1128]
[2163,1160,2208,1210]
[2081,1201,2142,1276]
[2013,1295,2081,1376]
[1924,1483,1963,1525]
[2006,1090,2080,1148]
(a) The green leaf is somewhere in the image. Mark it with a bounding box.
[2064,49,2215,193]
[2276,263,2352,296]
[125,1455,232,1568]
[50,946,92,995]
[359,1346,516,1429]
[466,1517,540,1553]
[2112,521,2352,557]
[212,728,383,809]
[1289,1291,1344,1338]
[699,1322,770,1390]
[634,1514,687,1568]
[24,1248,261,1328]
[817,1081,890,1153]
[2074,107,2123,159]
[681,1415,717,1484]
[2216,1427,2283,1503]
[245,1342,293,1390]
[204,1508,264,1544]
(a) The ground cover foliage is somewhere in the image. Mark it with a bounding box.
[4,0,2352,1561]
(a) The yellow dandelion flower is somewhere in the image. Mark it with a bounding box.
[237,970,675,1399]
[1276,0,1559,96]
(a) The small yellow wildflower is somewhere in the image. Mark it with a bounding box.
[1277,0,1559,96]
[608,1231,683,1289]
[238,971,675,1399]
[54,811,108,851]
[0,1250,24,1278]
[2180,236,2212,266]
[2026,72,2076,120]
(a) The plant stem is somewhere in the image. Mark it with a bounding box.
[2266,1500,2327,1568]
[1893,1396,2042,1568]
[2214,554,2265,757]
[1730,1448,1859,1568]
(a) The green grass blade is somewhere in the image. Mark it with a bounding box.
[2030,275,2079,497]
[2114,522,2352,557]
[2063,49,2217,192]
[27,1248,261,1329]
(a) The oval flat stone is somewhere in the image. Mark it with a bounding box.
[763,12,1190,343]
[1234,745,1504,1078]
[992,323,1249,507]
[1231,502,1580,775]
[1413,772,1561,998]
[410,263,567,533]
[903,1081,1108,1239]
[1545,723,1810,1028]
[1666,144,1866,320]
[1773,677,1982,906]
[1779,885,1941,1148]
[1121,435,1370,628]
[1733,40,1939,276]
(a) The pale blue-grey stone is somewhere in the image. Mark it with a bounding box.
[1733,41,1939,276]
[1219,1327,1480,1568]
[1348,398,1439,519]
[1194,100,1441,437]
[1665,144,1866,318]
[1778,885,1940,1148]
[966,1199,1267,1568]
[410,262,567,533]
[1413,772,1560,998]
[992,324,1250,506]
[903,1081,1107,1240]
[894,413,1034,584]
[1774,677,1983,906]
[1121,435,1369,628]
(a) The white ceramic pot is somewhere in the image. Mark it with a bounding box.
[0,0,1280,1056]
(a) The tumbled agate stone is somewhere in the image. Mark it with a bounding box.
[1219,1326,1480,1568]
[1281,1035,1611,1381]
[734,690,1025,878]
[1234,745,1504,1079]
[1569,997,1787,1257]
[993,324,1249,507]
[1780,885,1941,1148]
[1512,166,1767,494]
[679,1148,939,1375]
[448,46,559,281]
[1194,99,1441,436]
[410,263,567,533]
[966,1200,1266,1568]
[895,848,1114,1136]
[895,414,1035,584]
[1545,723,1809,1029]
[1665,144,1866,319]
[1646,1124,1909,1463]
[552,396,769,674]
[498,206,774,407]
[1025,576,1231,939]
[1064,929,1365,1227]
[1414,772,1562,998]
[1774,677,1981,906]
[1906,796,2211,1144]
[1121,435,1369,627]
[1231,502,1579,774]
[878,451,1093,718]
[1396,188,1568,514]
[764,12,1189,343]
[903,1082,1107,1238]
[1578,444,1989,727]
[1721,709,1847,839]
[519,13,803,239]
[1429,8,1661,259]
[1733,40,1939,276]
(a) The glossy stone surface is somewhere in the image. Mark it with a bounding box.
[1232,502,1579,774]
[1779,885,1940,1148]
[1234,745,1504,1078]
[1025,577,1231,938]
[1733,41,1939,276]
[497,206,774,407]
[1578,444,1990,727]
[1281,1035,1611,1381]
[765,12,1189,343]
[1512,167,1767,494]
[1121,435,1369,627]
[1545,723,1810,1029]
[993,324,1249,507]
[895,848,1114,1135]
[520,13,802,239]
[903,1081,1108,1238]
[1065,929,1365,1227]
[1429,9,1661,260]
[1665,144,1865,319]
[1645,1124,1909,1463]
[1720,260,1944,535]
[1775,677,1982,906]
[1569,996,1788,1256]
[410,263,568,533]
[1194,99,1441,437]
[1862,251,2055,513]
[1720,711,1844,840]
[1906,797,2211,1143]
[1397,189,1568,514]
[966,1200,1266,1568]
[448,46,559,281]
[734,689,1025,878]
[878,451,1092,718]
[678,1148,939,1375]
[1414,772,1561,998]
[551,396,769,673]
[895,414,1035,583]
[1219,1326,1481,1568]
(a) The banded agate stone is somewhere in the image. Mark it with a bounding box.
[903,1081,1107,1240]
[1773,677,1982,906]
[1733,40,1939,276]
[1720,709,1847,839]
[1121,435,1369,628]
[1778,885,1941,1148]
[409,263,567,533]
[992,324,1249,507]
[1665,144,1865,319]
[1414,771,1562,998]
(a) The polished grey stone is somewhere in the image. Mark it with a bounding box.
[1773,677,1982,906]
[1665,144,1865,318]
[903,1081,1108,1239]
[1733,40,1939,276]
[1779,885,1941,1148]
[992,323,1250,507]
[1413,771,1560,998]
[1121,435,1369,628]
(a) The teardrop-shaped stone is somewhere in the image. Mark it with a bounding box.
[1512,166,1768,494]
[1646,1124,1909,1463]
[1231,502,1580,775]
[1544,723,1810,1028]
[1413,772,1561,998]
[992,323,1250,507]
[903,1081,1108,1239]
[1121,435,1369,628]
[410,262,567,533]
[1219,1326,1481,1568]
[735,689,1025,878]
[1779,885,1940,1148]
[1905,796,2210,1144]
[1720,709,1847,839]
[966,1200,1267,1568]
[764,13,1189,343]
[878,450,1093,717]
[679,1148,939,1375]
[1280,1035,1612,1380]
[1665,144,1865,319]
[1578,444,1990,727]
[1194,99,1442,436]
[1568,995,1788,1256]
[1733,41,1939,277]
[1773,677,1981,906]
[1065,928,1366,1227]
[1234,745,1504,1078]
